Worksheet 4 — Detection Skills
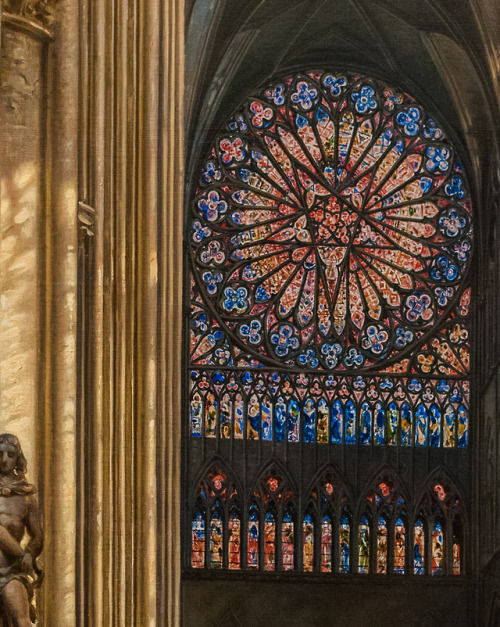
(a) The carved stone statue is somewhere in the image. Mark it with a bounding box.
[0,435,42,626]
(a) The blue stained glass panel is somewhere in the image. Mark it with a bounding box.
[345,401,356,444]
[359,402,372,445]
[262,397,272,441]
[288,399,300,442]
[247,394,260,439]
[274,396,286,442]
[220,394,232,439]
[414,520,425,574]
[429,404,441,447]
[235,395,244,439]
[331,401,343,444]
[401,403,412,446]
[303,399,316,443]
[191,511,205,568]
[374,402,385,445]
[394,518,405,574]
[432,520,444,575]
[416,405,428,446]
[458,405,468,447]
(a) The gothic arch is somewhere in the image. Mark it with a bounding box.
[191,455,242,494]
[306,461,354,504]
[246,458,297,571]
[304,463,354,573]
[414,471,466,575]
[358,464,411,514]
[190,458,243,570]
[414,468,467,523]
[358,465,411,575]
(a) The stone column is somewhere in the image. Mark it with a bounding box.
[1,2,78,625]
[42,0,79,622]
[76,0,185,624]
[157,2,184,624]
[0,2,51,496]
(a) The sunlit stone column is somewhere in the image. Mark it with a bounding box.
[0,10,47,487]
[42,0,79,622]
[1,2,78,625]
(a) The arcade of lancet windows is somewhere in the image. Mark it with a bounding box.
[190,462,465,575]
[186,71,471,577]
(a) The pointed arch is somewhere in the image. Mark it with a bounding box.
[304,463,353,574]
[358,464,411,518]
[190,455,243,499]
[190,457,243,571]
[250,458,297,505]
[414,468,467,526]
[246,459,297,572]
[306,461,354,514]
[359,465,410,575]
[414,470,467,576]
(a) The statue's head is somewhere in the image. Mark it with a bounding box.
[0,434,27,477]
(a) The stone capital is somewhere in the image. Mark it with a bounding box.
[2,0,58,32]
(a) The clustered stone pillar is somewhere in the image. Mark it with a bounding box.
[0,0,184,623]
[77,0,184,624]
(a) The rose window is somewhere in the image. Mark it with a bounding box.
[190,71,472,375]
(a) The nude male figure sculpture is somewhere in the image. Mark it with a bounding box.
[0,435,42,626]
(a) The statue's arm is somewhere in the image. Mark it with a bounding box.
[0,524,24,557]
[25,495,43,558]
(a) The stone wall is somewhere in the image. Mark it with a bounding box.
[183,578,474,627]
